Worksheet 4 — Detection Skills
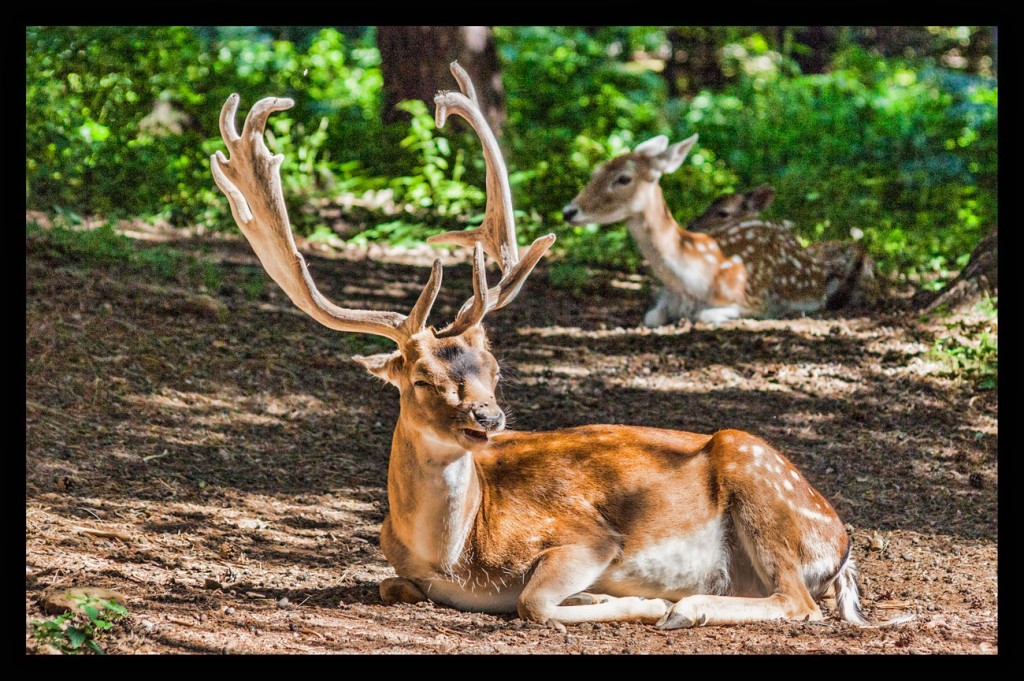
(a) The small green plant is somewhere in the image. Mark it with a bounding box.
[242,271,268,300]
[547,261,591,293]
[348,219,444,248]
[30,595,129,655]
[929,295,998,389]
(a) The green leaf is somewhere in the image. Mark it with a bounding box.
[100,599,128,616]
[66,626,88,649]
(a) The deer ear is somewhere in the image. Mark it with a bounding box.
[650,134,698,175]
[744,185,775,211]
[353,352,404,385]
[634,135,670,157]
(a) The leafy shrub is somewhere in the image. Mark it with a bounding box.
[30,595,128,655]
[26,26,997,284]
[680,42,997,279]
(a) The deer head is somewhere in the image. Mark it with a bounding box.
[210,63,554,456]
[561,134,698,226]
[686,185,775,232]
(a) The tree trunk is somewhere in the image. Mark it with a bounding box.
[791,26,840,74]
[922,225,998,313]
[376,26,505,135]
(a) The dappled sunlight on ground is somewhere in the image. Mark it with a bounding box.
[27,227,996,653]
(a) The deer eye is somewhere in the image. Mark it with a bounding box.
[414,380,433,389]
[614,174,632,186]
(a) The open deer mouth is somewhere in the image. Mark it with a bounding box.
[460,428,490,443]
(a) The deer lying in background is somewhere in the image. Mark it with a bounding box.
[563,138,871,326]
[211,63,879,629]
[687,185,876,310]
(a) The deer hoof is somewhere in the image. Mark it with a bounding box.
[656,604,708,630]
[379,577,427,605]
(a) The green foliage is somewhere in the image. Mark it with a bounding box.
[494,26,727,269]
[26,26,996,285]
[30,595,129,655]
[390,99,485,221]
[26,26,385,228]
[690,44,997,280]
[929,295,998,389]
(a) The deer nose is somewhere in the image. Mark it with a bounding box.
[471,405,505,431]
[562,204,579,222]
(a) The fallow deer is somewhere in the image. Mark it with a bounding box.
[687,185,876,310]
[562,138,866,326]
[210,63,881,629]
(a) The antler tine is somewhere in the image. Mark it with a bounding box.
[211,94,440,345]
[428,62,556,330]
[448,59,479,108]
[436,243,489,338]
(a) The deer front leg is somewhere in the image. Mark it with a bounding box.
[517,545,670,625]
[380,577,428,605]
[644,288,685,327]
[657,572,821,629]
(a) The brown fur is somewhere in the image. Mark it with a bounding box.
[565,147,869,322]
[688,187,878,309]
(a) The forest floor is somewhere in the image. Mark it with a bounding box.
[26,219,997,655]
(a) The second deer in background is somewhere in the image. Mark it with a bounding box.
[687,185,877,311]
[563,138,874,326]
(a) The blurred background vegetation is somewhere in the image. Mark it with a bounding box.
[26,26,997,288]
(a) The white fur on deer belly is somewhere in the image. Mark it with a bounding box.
[419,574,524,614]
[592,518,729,600]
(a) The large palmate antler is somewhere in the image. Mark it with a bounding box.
[428,62,556,338]
[210,94,441,345]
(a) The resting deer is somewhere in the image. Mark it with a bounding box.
[687,185,876,310]
[563,138,866,326]
[210,63,876,629]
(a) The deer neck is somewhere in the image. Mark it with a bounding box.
[626,184,708,299]
[386,417,482,571]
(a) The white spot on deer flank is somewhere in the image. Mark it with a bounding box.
[783,480,794,491]
[790,470,799,480]
[704,254,717,264]
[798,507,834,523]
[720,260,733,269]
[738,444,749,453]
[696,242,708,253]
[731,255,743,264]
[751,445,764,457]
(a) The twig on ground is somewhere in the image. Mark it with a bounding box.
[73,526,132,542]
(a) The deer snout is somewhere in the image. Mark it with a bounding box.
[562,203,580,223]
[470,403,505,431]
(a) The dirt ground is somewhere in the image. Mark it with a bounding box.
[25,222,997,655]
